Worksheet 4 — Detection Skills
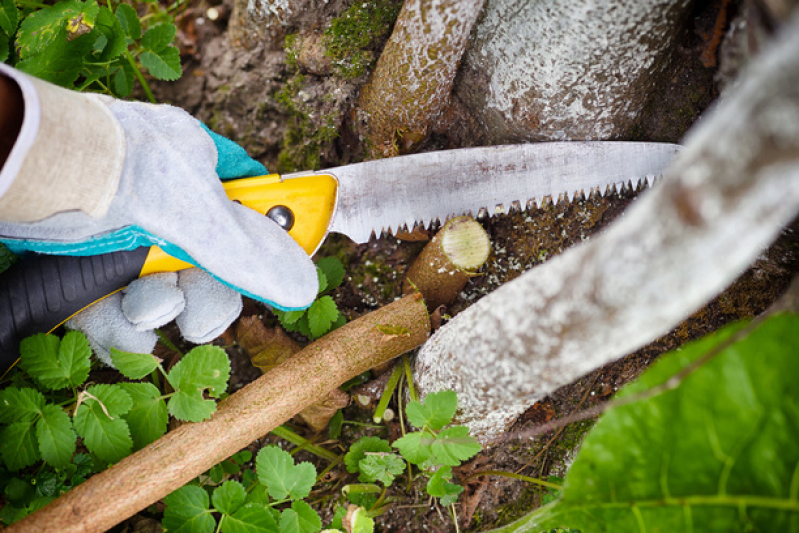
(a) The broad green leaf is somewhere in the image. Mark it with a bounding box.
[406,390,457,430]
[4,477,34,507]
[328,410,343,440]
[118,382,167,450]
[0,422,40,470]
[16,0,98,57]
[35,404,75,468]
[139,46,181,81]
[93,6,126,61]
[167,345,230,423]
[344,436,391,474]
[163,484,215,533]
[0,0,18,36]
[430,426,481,466]
[316,257,345,290]
[493,314,799,533]
[358,453,404,485]
[221,503,280,533]
[0,387,45,424]
[15,30,94,87]
[280,500,322,533]
[73,384,133,463]
[255,445,316,501]
[19,331,90,390]
[212,480,246,516]
[392,431,434,465]
[426,465,463,506]
[115,3,140,39]
[140,22,175,51]
[307,296,338,339]
[110,348,159,380]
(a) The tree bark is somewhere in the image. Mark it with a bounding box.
[356,0,486,158]
[414,15,799,442]
[10,295,429,533]
[452,0,693,143]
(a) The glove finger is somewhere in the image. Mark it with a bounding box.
[66,293,158,366]
[121,272,185,331]
[176,268,242,344]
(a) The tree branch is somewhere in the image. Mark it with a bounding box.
[414,14,799,441]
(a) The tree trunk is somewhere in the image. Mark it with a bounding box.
[414,15,799,442]
[452,0,693,143]
[356,0,486,158]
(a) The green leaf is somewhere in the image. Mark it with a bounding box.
[278,309,305,326]
[316,257,345,291]
[163,484,215,533]
[112,60,135,97]
[280,500,321,533]
[140,22,175,51]
[167,345,230,423]
[4,477,34,507]
[430,426,481,467]
[358,453,404,485]
[212,480,246,516]
[16,0,98,57]
[0,422,40,471]
[115,3,140,39]
[109,348,160,380]
[327,505,347,531]
[406,390,457,431]
[139,46,181,81]
[20,331,91,390]
[93,6,126,61]
[0,0,19,36]
[307,295,338,339]
[15,30,94,87]
[344,436,391,474]
[221,503,280,533]
[426,465,463,506]
[349,506,375,533]
[0,387,45,424]
[328,410,343,440]
[0,30,9,64]
[316,268,328,294]
[117,382,167,450]
[392,431,434,465]
[73,384,133,464]
[255,445,316,501]
[35,404,75,468]
[497,314,799,533]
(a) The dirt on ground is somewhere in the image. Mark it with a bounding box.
[114,0,799,531]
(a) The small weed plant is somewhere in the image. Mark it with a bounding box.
[1,0,182,101]
[0,330,230,524]
[274,257,347,340]
[162,390,482,533]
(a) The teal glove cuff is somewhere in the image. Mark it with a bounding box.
[200,124,268,179]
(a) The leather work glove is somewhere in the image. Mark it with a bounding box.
[0,65,318,312]
[66,269,241,366]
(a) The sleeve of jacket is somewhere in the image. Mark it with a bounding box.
[0,64,125,222]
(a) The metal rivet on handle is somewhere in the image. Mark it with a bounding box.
[266,205,295,231]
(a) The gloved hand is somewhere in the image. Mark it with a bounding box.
[67,268,241,366]
[0,98,318,311]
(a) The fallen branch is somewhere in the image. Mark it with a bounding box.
[10,294,429,533]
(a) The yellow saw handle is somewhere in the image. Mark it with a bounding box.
[140,173,339,275]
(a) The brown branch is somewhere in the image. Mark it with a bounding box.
[10,294,429,533]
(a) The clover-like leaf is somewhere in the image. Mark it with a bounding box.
[213,480,247,516]
[406,390,457,431]
[256,445,316,501]
[118,382,168,450]
[430,426,481,467]
[163,484,215,533]
[280,500,321,533]
[358,453,404,485]
[392,431,434,465]
[73,384,133,464]
[344,436,392,474]
[20,331,91,390]
[221,503,279,533]
[167,345,230,423]
[426,465,463,506]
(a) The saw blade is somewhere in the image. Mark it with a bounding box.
[307,142,680,244]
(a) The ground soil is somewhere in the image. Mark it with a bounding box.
[120,0,798,531]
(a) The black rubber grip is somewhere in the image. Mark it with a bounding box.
[0,248,150,374]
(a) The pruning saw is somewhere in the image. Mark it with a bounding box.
[0,141,680,373]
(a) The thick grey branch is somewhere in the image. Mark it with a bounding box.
[415,14,799,441]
